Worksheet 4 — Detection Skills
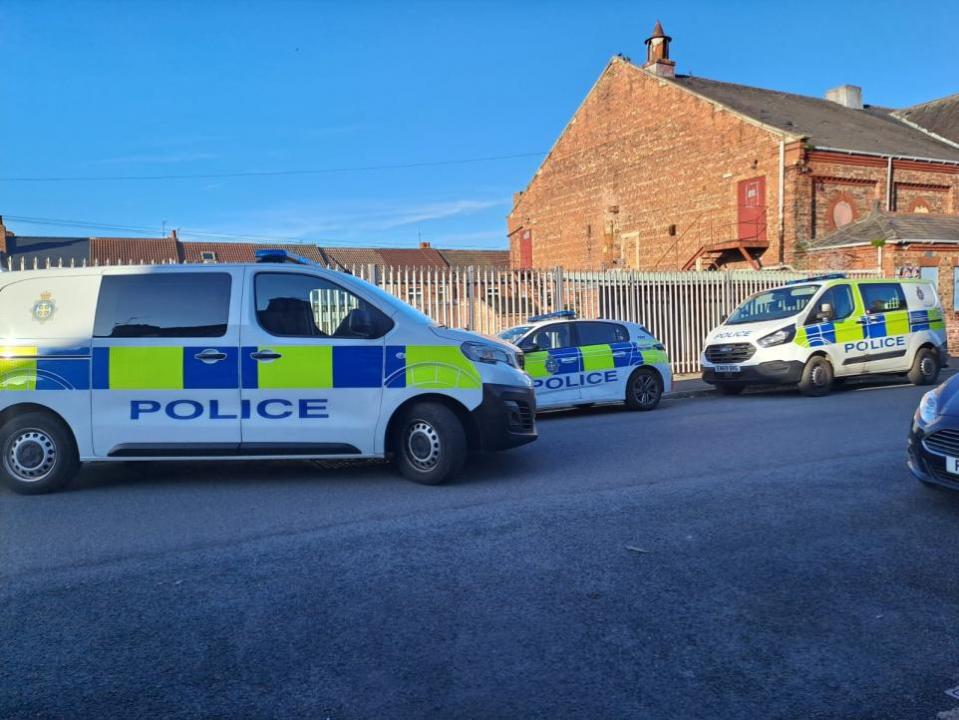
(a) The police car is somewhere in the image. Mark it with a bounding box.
[701,274,947,396]
[0,250,536,494]
[498,311,672,411]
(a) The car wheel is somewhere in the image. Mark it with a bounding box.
[798,356,833,397]
[0,411,79,495]
[716,383,745,396]
[393,402,467,485]
[908,347,940,386]
[625,368,663,411]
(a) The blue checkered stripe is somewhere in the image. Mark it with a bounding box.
[805,323,837,347]
[909,310,932,332]
[609,342,649,366]
[863,315,887,339]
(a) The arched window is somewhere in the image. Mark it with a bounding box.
[908,197,932,214]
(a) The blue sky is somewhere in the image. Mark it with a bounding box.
[1,0,957,250]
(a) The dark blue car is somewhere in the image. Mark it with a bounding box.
[908,372,959,491]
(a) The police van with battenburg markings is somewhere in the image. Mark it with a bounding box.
[701,274,947,396]
[0,250,537,494]
[498,311,672,411]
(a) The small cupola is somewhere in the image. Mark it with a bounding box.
[644,20,675,78]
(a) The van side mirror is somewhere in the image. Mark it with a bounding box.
[519,339,539,353]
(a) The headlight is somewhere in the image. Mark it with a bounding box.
[917,388,940,425]
[461,341,516,367]
[757,325,796,348]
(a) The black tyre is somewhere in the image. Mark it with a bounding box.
[798,356,834,397]
[0,411,79,495]
[908,347,940,386]
[393,402,467,485]
[716,383,745,396]
[625,367,663,411]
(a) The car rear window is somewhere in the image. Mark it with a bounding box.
[576,321,629,345]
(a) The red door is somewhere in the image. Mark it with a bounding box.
[737,177,767,242]
[519,229,533,268]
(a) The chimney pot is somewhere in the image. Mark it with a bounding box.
[826,85,863,110]
[419,241,430,249]
[643,21,675,78]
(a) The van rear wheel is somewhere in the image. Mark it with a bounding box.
[0,411,79,495]
[798,356,833,397]
[393,402,467,486]
[908,347,940,386]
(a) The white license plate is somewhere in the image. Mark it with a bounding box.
[713,364,741,373]
[947,457,959,475]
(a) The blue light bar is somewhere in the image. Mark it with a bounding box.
[254,248,316,266]
[527,309,577,323]
[785,273,847,285]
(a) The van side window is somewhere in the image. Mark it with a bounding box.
[860,283,907,315]
[806,285,855,324]
[94,273,231,338]
[255,273,393,339]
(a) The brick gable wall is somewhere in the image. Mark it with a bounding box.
[508,58,787,271]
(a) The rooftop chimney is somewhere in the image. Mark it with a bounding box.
[419,241,430,249]
[826,85,863,110]
[643,20,675,78]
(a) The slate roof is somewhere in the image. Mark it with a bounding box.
[377,247,449,268]
[90,237,181,265]
[666,74,959,162]
[894,93,959,146]
[179,241,327,264]
[806,212,959,250]
[3,236,90,269]
[181,241,256,264]
[438,249,510,268]
[321,247,386,268]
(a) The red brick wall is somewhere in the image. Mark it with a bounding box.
[509,64,959,272]
[796,152,959,261]
[508,58,785,271]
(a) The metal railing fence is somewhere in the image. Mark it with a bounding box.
[4,255,880,374]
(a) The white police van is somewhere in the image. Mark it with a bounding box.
[498,311,672,411]
[0,250,536,494]
[701,274,947,396]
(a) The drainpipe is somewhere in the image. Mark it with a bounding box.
[886,156,893,210]
[778,140,785,264]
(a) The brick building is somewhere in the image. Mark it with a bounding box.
[507,22,959,272]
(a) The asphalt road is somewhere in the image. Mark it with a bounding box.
[3,378,959,719]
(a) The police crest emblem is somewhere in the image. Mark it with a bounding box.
[32,291,56,323]
[545,357,559,374]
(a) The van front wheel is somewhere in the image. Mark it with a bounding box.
[908,348,940,386]
[798,356,833,397]
[393,402,467,486]
[0,411,79,495]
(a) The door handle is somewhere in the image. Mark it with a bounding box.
[250,350,282,361]
[194,349,227,364]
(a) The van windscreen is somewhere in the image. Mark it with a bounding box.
[726,284,819,325]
